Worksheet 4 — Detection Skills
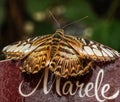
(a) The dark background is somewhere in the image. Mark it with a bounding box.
[0,0,120,58]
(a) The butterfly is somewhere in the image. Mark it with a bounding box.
[2,29,120,78]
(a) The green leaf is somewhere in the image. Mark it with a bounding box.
[26,0,51,14]
[64,0,97,24]
[108,21,120,50]
[92,20,120,51]
[34,21,53,36]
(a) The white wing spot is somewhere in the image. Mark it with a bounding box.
[22,42,27,45]
[20,44,31,52]
[5,45,18,52]
[32,37,38,41]
[9,45,20,52]
[27,38,31,42]
[24,46,37,53]
[78,47,87,55]
[114,51,119,57]
[16,41,22,46]
[2,45,10,52]
[101,48,113,57]
[14,45,24,52]
[106,48,115,57]
[81,38,87,45]
[90,41,94,44]
[93,49,102,56]
[84,46,94,55]
[82,50,87,55]
[102,50,108,57]
[92,45,98,49]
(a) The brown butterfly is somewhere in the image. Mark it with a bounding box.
[2,29,120,78]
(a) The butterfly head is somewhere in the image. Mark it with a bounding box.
[53,29,64,38]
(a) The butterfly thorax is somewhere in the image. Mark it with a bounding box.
[50,29,64,58]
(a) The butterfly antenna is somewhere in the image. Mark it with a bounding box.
[62,16,88,29]
[49,11,61,28]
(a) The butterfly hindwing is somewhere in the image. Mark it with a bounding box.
[49,39,92,77]
[20,42,51,73]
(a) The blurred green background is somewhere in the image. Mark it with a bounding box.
[0,0,120,58]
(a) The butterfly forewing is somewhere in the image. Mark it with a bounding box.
[64,35,119,62]
[2,34,52,60]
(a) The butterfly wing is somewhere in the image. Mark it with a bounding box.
[49,39,92,77]
[2,34,52,60]
[64,35,119,62]
[49,34,119,78]
[2,29,119,76]
[3,34,52,73]
[20,40,51,73]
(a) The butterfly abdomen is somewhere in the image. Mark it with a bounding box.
[50,31,64,58]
